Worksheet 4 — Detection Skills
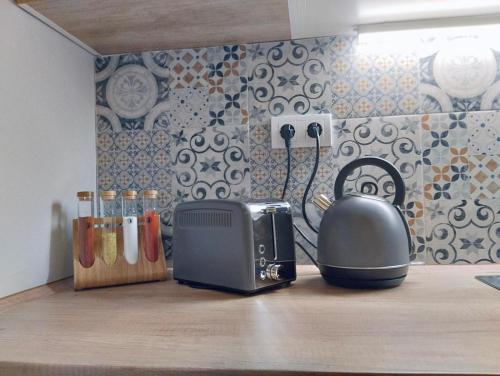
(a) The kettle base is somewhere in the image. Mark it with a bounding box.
[319,264,408,289]
[321,274,406,289]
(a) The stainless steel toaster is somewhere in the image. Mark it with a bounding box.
[173,200,296,294]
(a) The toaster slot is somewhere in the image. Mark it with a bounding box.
[270,212,278,261]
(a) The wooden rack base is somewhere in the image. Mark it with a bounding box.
[72,216,168,290]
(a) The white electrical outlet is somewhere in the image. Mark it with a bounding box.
[271,114,333,149]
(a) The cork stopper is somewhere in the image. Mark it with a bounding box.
[100,190,117,200]
[143,189,159,199]
[77,191,94,201]
[122,190,138,200]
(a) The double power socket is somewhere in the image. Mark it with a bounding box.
[270,114,333,149]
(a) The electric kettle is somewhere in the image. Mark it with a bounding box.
[317,157,411,288]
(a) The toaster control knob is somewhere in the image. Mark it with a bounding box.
[266,264,283,281]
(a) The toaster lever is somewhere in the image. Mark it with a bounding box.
[270,212,278,261]
[262,207,279,261]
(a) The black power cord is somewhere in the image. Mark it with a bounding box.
[280,124,295,200]
[279,123,318,266]
[301,122,322,234]
[295,240,319,267]
[280,124,318,266]
[293,222,316,249]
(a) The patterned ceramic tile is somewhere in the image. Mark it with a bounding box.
[329,35,356,118]
[248,39,331,117]
[421,113,470,200]
[167,88,209,128]
[96,49,211,131]
[426,199,500,264]
[95,34,500,265]
[419,36,500,113]
[104,64,160,128]
[293,217,319,265]
[246,39,331,215]
[350,49,420,117]
[468,155,500,200]
[168,48,209,89]
[247,38,335,215]
[207,45,249,126]
[170,125,250,202]
[332,115,423,199]
[95,55,120,83]
[329,36,420,118]
[95,52,170,131]
[96,129,173,218]
[330,115,425,261]
[249,113,425,260]
[401,200,426,258]
[249,118,336,216]
[466,111,500,155]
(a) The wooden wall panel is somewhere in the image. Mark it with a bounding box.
[16,0,291,55]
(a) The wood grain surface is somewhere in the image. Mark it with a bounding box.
[0,265,499,375]
[16,0,291,54]
[72,216,168,290]
[0,278,72,314]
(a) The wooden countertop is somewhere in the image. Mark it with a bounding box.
[0,265,499,376]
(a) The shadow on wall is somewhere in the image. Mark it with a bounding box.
[48,202,72,283]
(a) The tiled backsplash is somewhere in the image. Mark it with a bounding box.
[95,32,499,264]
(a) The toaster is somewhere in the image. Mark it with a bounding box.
[173,200,296,294]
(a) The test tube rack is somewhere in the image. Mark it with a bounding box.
[72,215,168,290]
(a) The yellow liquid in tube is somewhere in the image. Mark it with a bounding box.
[102,231,117,265]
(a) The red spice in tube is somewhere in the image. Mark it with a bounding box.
[78,216,94,268]
[143,190,160,262]
[77,191,95,268]
[144,211,159,262]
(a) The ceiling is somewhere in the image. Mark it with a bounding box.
[16,0,500,55]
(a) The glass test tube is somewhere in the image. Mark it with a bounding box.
[77,191,95,268]
[143,189,160,262]
[122,190,139,264]
[100,190,117,266]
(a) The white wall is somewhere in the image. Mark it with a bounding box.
[0,1,96,298]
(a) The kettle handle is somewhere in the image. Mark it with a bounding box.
[334,157,406,207]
